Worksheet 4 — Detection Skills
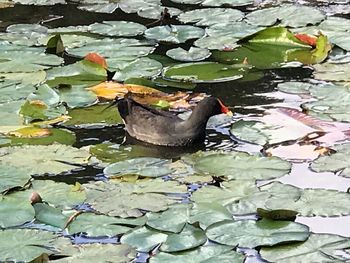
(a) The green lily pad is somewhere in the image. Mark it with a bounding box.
[191,180,270,216]
[0,229,73,262]
[178,8,244,26]
[194,35,240,50]
[0,80,34,104]
[110,57,162,81]
[89,21,146,37]
[46,60,106,87]
[121,224,207,253]
[124,77,197,90]
[190,151,291,180]
[0,164,31,193]
[58,85,98,109]
[260,234,350,263]
[302,84,350,122]
[170,0,253,7]
[163,62,249,83]
[33,203,69,229]
[14,0,65,5]
[311,143,350,178]
[147,204,189,233]
[52,243,137,263]
[246,5,325,28]
[84,179,187,218]
[137,5,181,20]
[264,183,350,216]
[145,25,205,44]
[0,144,90,176]
[0,70,46,85]
[67,212,146,236]
[0,100,25,129]
[0,191,34,227]
[0,47,63,73]
[67,38,155,59]
[166,47,211,62]
[206,219,310,248]
[150,244,245,263]
[104,157,172,178]
[62,103,122,128]
[31,180,86,209]
[277,81,315,94]
[313,62,350,82]
[206,22,264,39]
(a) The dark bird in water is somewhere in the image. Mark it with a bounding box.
[116,96,233,146]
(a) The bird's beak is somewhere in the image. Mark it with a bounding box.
[226,110,233,117]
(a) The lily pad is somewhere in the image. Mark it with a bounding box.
[260,234,350,263]
[52,243,137,263]
[170,0,253,7]
[246,5,325,28]
[194,35,240,50]
[0,165,31,193]
[0,191,34,227]
[190,151,291,180]
[111,57,162,81]
[67,212,146,236]
[104,157,172,178]
[150,244,245,263]
[178,8,244,26]
[0,229,73,262]
[84,179,187,218]
[302,84,350,122]
[0,80,35,104]
[145,25,205,44]
[58,85,98,109]
[166,47,211,62]
[121,224,207,253]
[277,81,315,94]
[0,144,90,176]
[89,21,146,37]
[311,143,350,178]
[67,38,155,59]
[264,183,350,216]
[62,103,122,128]
[313,62,350,82]
[31,180,86,209]
[206,219,309,248]
[163,62,249,83]
[33,203,69,229]
[137,5,181,20]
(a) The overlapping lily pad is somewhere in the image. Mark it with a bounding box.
[170,0,253,7]
[145,25,205,44]
[178,8,244,26]
[206,219,309,248]
[89,21,146,37]
[260,234,350,263]
[0,144,90,176]
[166,47,211,62]
[84,179,187,218]
[0,165,31,193]
[246,5,325,28]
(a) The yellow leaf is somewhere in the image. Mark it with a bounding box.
[87,81,163,100]
[8,127,52,138]
[33,115,71,127]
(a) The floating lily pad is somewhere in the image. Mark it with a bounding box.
[166,47,211,62]
[52,243,137,263]
[67,38,155,59]
[277,81,315,94]
[0,48,63,73]
[313,62,350,82]
[0,229,73,262]
[264,183,350,216]
[0,80,34,104]
[0,70,46,85]
[0,165,31,193]
[31,180,86,209]
[58,85,98,109]
[178,8,244,26]
[145,25,205,44]
[190,151,291,180]
[150,244,245,263]
[302,84,350,122]
[170,0,253,7]
[89,21,146,37]
[121,224,206,253]
[0,100,25,129]
[0,191,34,227]
[206,219,309,248]
[33,203,69,229]
[104,157,172,178]
[84,179,187,218]
[0,144,90,176]
[110,57,162,81]
[311,143,350,178]
[163,62,249,83]
[137,5,181,20]
[194,35,240,50]
[46,60,106,87]
[67,212,146,236]
[62,103,122,128]
[260,234,350,263]
[147,204,189,233]
[246,5,325,28]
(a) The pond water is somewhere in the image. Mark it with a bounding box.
[1,0,350,262]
